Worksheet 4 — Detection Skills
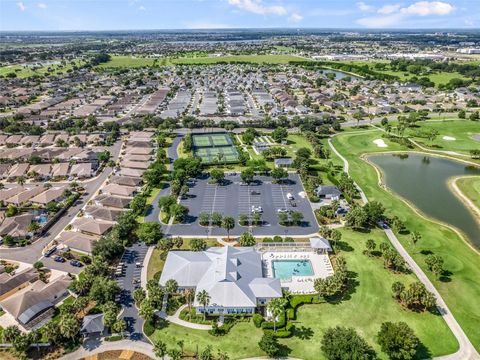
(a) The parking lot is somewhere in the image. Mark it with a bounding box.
[167,173,319,237]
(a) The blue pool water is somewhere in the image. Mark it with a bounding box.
[272,260,314,280]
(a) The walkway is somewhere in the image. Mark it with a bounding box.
[58,339,158,360]
[158,304,213,330]
[327,135,480,360]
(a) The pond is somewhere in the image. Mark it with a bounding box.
[368,153,480,249]
[319,69,361,81]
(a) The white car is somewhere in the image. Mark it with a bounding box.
[251,205,263,213]
[286,193,294,200]
[277,208,289,213]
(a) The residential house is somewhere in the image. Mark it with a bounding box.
[0,268,38,301]
[101,184,136,198]
[30,186,66,205]
[72,217,113,237]
[0,275,71,329]
[94,194,131,209]
[0,213,35,239]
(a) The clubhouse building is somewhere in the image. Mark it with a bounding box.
[159,246,283,315]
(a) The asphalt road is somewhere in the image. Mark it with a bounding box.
[0,140,123,272]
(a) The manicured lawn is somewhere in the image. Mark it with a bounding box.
[138,187,162,223]
[172,54,306,65]
[149,228,457,359]
[96,55,158,68]
[0,60,84,78]
[150,320,265,359]
[147,248,164,281]
[456,176,480,211]
[406,119,480,156]
[282,228,457,359]
[97,54,306,69]
[332,129,480,352]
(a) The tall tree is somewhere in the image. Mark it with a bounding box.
[222,216,235,240]
[196,290,211,320]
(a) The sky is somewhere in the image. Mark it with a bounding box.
[0,0,478,31]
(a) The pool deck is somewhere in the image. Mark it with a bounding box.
[262,251,334,294]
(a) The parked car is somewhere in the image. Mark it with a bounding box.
[70,260,83,267]
[277,208,289,213]
[251,205,263,213]
[251,190,260,195]
[44,247,57,257]
[54,256,65,263]
[286,193,294,200]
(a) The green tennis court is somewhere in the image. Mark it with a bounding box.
[192,132,239,164]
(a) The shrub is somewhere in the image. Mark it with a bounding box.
[286,307,295,320]
[105,335,123,342]
[143,320,155,336]
[253,313,264,328]
[261,311,286,330]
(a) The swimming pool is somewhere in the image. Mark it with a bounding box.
[272,260,314,280]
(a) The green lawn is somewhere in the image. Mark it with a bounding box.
[138,187,162,223]
[172,54,306,65]
[149,228,457,359]
[332,129,480,352]
[96,55,157,68]
[456,176,480,212]
[282,228,457,360]
[406,119,480,156]
[0,60,84,79]
[97,54,306,69]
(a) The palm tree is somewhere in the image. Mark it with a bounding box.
[154,340,167,360]
[185,288,195,312]
[16,176,26,186]
[221,216,235,241]
[266,298,287,332]
[196,290,211,320]
[58,314,80,343]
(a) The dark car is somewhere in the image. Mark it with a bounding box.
[54,256,65,263]
[70,260,83,267]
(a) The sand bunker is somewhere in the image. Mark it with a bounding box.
[473,134,480,142]
[442,136,456,141]
[373,139,388,148]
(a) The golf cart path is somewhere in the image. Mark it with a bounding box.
[328,135,480,360]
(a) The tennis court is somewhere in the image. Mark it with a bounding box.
[192,132,239,164]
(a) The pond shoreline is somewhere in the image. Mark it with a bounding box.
[362,152,480,255]
[449,176,480,221]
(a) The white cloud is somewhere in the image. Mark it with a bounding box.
[377,4,401,14]
[36,3,47,9]
[139,5,146,10]
[357,2,376,12]
[227,0,287,16]
[289,13,303,23]
[16,1,26,11]
[400,1,454,16]
[357,1,455,27]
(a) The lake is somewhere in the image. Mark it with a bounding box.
[369,153,480,249]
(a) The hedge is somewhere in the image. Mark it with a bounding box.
[253,313,264,328]
[261,311,286,330]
